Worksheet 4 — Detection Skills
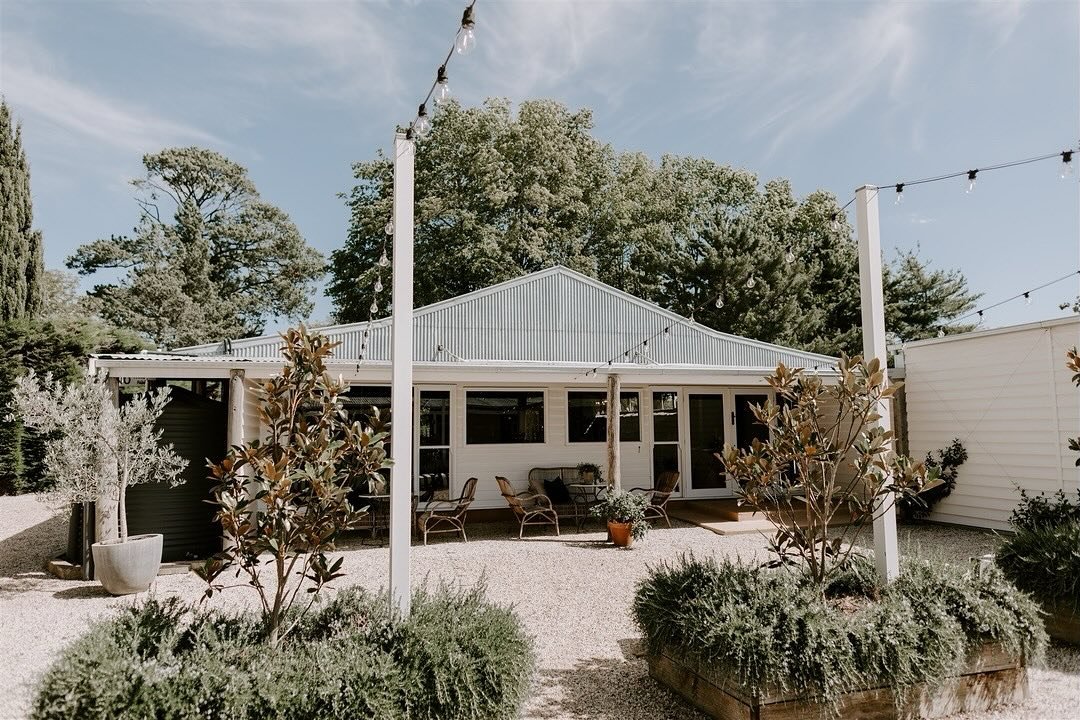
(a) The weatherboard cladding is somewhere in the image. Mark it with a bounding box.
[181,267,835,370]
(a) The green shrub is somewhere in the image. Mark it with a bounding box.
[633,555,1044,713]
[32,586,534,720]
[898,439,968,522]
[1009,487,1080,531]
[996,520,1080,616]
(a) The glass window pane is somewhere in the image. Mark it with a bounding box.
[652,391,679,442]
[466,391,545,444]
[689,394,726,490]
[340,386,391,427]
[419,391,450,446]
[418,448,450,501]
[735,394,770,450]
[567,391,640,443]
[652,444,679,484]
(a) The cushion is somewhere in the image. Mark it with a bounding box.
[543,477,572,505]
[528,476,546,497]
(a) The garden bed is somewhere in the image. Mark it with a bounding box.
[634,555,1045,720]
[648,641,1026,720]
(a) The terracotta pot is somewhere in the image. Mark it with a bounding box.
[580,470,595,483]
[608,521,633,548]
[91,533,163,595]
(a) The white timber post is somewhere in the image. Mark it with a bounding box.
[606,373,621,491]
[855,184,899,583]
[228,370,245,449]
[390,131,414,617]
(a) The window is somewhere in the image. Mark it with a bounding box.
[567,391,640,443]
[418,391,451,501]
[339,386,391,427]
[466,391,545,444]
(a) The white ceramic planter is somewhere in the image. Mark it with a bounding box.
[91,533,163,595]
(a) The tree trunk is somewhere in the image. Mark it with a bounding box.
[95,378,120,543]
[118,466,128,543]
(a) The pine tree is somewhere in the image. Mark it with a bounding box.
[0,100,44,321]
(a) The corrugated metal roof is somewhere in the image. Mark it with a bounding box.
[178,266,837,370]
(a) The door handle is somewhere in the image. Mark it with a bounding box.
[730,411,735,425]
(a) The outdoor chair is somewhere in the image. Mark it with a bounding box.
[629,470,680,528]
[415,477,478,545]
[495,476,560,538]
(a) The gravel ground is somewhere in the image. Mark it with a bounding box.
[1,494,1077,720]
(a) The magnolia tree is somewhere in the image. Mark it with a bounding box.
[721,357,938,587]
[195,326,389,647]
[8,371,187,542]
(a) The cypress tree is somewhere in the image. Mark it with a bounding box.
[0,100,44,321]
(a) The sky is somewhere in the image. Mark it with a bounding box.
[1,0,1078,333]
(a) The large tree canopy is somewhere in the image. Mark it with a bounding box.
[329,99,978,356]
[68,147,324,348]
[0,100,44,322]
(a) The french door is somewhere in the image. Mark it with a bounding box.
[415,388,451,502]
[653,389,772,499]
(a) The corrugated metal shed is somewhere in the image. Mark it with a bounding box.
[179,266,836,371]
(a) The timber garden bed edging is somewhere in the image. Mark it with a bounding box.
[647,641,1027,720]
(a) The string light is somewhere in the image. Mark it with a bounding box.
[785,245,796,264]
[455,5,477,55]
[384,219,394,236]
[715,296,724,309]
[434,66,451,105]
[374,277,383,293]
[947,269,1080,326]
[965,170,978,193]
[1023,292,1031,305]
[379,249,389,268]
[745,275,756,290]
[1062,150,1074,179]
[404,2,478,139]
[894,183,904,205]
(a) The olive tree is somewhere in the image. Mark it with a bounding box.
[721,357,938,587]
[8,371,187,542]
[195,326,389,647]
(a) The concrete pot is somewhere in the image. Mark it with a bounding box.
[91,533,163,595]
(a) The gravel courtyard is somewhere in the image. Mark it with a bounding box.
[2,494,1078,720]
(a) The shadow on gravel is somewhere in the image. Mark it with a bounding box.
[0,511,67,596]
[525,640,706,720]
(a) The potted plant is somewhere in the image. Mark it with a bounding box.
[576,462,602,484]
[10,370,187,595]
[590,489,649,547]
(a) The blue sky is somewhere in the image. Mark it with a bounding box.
[2,0,1078,331]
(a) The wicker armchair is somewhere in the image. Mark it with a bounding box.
[628,470,680,528]
[416,477,478,545]
[495,476,560,538]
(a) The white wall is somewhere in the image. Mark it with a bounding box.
[903,319,1080,530]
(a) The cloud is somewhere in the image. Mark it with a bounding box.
[1,36,221,155]
[476,2,663,107]
[689,3,921,154]
[969,0,1029,44]
[127,1,404,102]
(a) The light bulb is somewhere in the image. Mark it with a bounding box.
[894,183,904,205]
[456,7,476,55]
[830,214,840,231]
[746,275,756,289]
[784,246,796,264]
[715,296,724,309]
[412,104,432,138]
[937,329,945,338]
[966,170,977,194]
[370,301,379,315]
[374,278,383,293]
[379,250,389,268]
[1023,292,1031,305]
[1061,151,1074,179]
[434,66,451,105]
[384,219,394,236]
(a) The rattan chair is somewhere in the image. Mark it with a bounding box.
[629,470,680,528]
[416,477,478,545]
[495,476,560,538]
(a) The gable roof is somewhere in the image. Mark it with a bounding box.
[179,266,837,371]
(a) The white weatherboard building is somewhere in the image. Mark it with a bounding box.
[91,266,838,556]
[899,315,1080,530]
